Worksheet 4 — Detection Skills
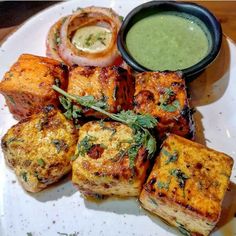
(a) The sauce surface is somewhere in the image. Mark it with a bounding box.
[72,25,112,53]
[126,12,211,71]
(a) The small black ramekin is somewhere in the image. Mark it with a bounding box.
[117,1,222,80]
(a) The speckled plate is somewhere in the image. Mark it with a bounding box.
[0,1,236,236]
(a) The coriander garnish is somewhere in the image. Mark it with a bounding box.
[37,158,45,167]
[162,149,178,164]
[6,95,15,105]
[53,85,157,167]
[76,135,94,157]
[160,100,180,112]
[52,139,68,153]
[157,178,171,190]
[20,171,28,182]
[170,169,189,189]
[159,88,180,112]
[176,222,191,236]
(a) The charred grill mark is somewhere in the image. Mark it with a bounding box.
[112,173,120,180]
[149,178,156,185]
[195,162,203,170]
[103,183,110,189]
[134,90,155,108]
[171,82,185,89]
[1,140,8,151]
[78,66,96,77]
[43,104,55,114]
[99,67,109,84]
[59,63,68,73]
[138,148,148,164]
[158,192,166,197]
[143,183,153,193]
[87,144,105,159]
[112,66,127,75]
[180,105,191,119]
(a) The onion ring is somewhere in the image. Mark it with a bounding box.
[58,7,122,66]
[46,16,69,61]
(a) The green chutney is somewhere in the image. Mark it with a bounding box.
[126,12,211,71]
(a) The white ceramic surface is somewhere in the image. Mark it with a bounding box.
[0,1,236,236]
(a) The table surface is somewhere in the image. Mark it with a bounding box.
[0,1,236,44]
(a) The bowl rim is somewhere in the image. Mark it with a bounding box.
[117,0,222,78]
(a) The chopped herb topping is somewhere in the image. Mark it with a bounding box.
[53,86,158,168]
[84,31,110,47]
[162,149,178,164]
[59,96,82,123]
[8,72,14,77]
[6,95,15,104]
[160,100,180,112]
[149,197,158,206]
[52,139,68,153]
[119,15,124,21]
[176,222,191,236]
[170,169,189,189]
[159,88,180,112]
[20,171,28,182]
[27,233,33,236]
[62,16,68,24]
[157,178,171,190]
[76,135,96,157]
[127,145,139,168]
[100,143,107,149]
[57,232,79,236]
[37,158,45,167]
[54,31,61,45]
[36,116,49,131]
[6,137,24,145]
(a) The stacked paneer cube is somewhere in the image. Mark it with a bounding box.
[0,54,233,236]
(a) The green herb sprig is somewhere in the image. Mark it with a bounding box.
[53,85,157,165]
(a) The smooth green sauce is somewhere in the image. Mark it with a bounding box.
[126,12,211,71]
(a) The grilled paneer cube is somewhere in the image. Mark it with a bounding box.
[67,66,134,118]
[134,72,194,140]
[1,105,78,192]
[72,121,149,198]
[140,134,233,236]
[0,54,68,120]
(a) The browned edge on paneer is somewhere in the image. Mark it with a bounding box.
[67,66,134,118]
[134,71,194,140]
[1,105,78,192]
[72,121,150,199]
[140,134,233,236]
[0,54,68,120]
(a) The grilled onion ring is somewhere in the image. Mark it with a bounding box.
[46,16,69,61]
[58,7,122,66]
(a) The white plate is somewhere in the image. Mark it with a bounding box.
[0,1,236,236]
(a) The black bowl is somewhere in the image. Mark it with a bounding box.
[117,1,222,80]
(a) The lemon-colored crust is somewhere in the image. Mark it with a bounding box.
[72,121,150,198]
[1,106,78,192]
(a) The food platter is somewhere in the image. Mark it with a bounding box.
[0,0,236,235]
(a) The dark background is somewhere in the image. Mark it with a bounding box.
[0,1,59,28]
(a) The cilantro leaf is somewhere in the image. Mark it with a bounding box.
[53,85,158,166]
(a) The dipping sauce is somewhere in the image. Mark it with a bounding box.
[72,25,112,53]
[126,12,211,71]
